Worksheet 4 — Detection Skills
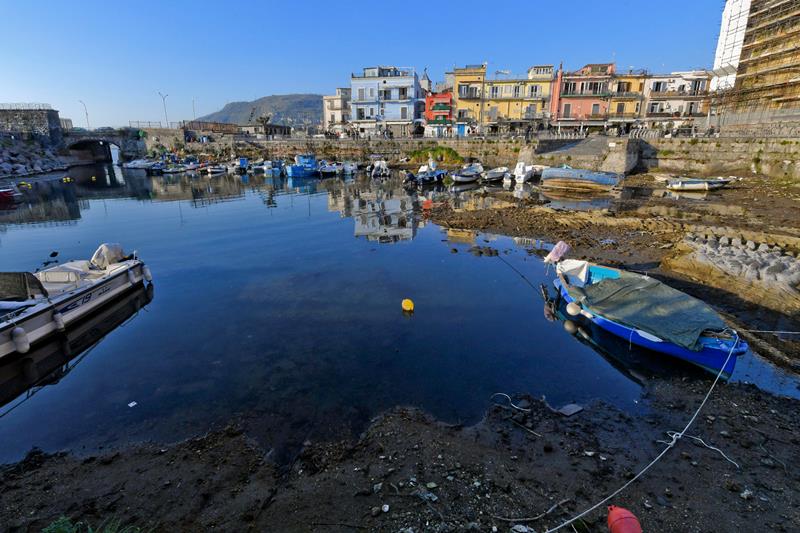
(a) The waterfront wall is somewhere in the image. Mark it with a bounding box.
[0,108,63,145]
[164,132,798,179]
[636,137,799,178]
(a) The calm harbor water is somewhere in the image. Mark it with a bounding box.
[1,163,797,463]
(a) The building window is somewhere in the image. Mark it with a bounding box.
[563,103,571,118]
[513,85,521,98]
[528,85,540,97]
[635,102,641,113]
[457,109,469,119]
[370,107,375,118]
[563,81,576,94]
[490,86,499,98]
[616,103,625,114]
[358,88,365,100]
[592,103,601,115]
[401,107,408,120]
[380,89,391,100]
[369,88,375,97]
[399,87,408,99]
[652,81,667,92]
[357,108,365,120]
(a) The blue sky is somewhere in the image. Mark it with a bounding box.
[1,0,725,127]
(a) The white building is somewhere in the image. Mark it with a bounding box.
[322,88,351,134]
[350,66,424,138]
[710,0,751,91]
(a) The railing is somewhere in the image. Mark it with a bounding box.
[457,93,481,100]
[649,90,708,98]
[607,113,639,119]
[0,103,52,110]
[610,92,643,99]
[129,121,163,128]
[560,91,611,97]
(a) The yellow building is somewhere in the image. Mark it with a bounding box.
[451,64,554,134]
[608,72,648,126]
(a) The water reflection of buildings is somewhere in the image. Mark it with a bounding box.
[150,174,245,206]
[328,180,423,243]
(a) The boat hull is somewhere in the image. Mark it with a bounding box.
[0,261,148,359]
[541,167,621,191]
[554,278,746,377]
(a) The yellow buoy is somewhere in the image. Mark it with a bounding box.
[401,298,415,312]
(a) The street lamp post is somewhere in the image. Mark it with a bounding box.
[158,91,169,128]
[192,97,197,121]
[78,100,90,130]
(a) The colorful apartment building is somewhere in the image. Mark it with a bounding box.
[550,63,615,128]
[450,64,553,134]
[424,91,454,137]
[608,72,647,127]
[643,70,711,127]
[322,87,351,134]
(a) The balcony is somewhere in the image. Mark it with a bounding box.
[607,113,639,119]
[561,91,611,98]
[427,117,453,125]
[457,93,481,100]
[431,103,451,111]
[645,111,706,118]
[610,92,643,99]
[649,90,708,98]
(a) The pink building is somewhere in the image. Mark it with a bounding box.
[550,63,615,128]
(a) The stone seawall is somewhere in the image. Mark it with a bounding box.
[164,131,799,179]
[636,137,799,179]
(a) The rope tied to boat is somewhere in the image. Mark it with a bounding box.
[540,334,741,533]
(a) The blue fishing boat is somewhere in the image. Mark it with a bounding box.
[553,259,747,377]
[286,154,318,178]
[541,165,621,191]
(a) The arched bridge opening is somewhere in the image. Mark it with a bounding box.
[66,139,121,163]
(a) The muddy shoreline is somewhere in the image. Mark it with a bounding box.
[2,378,798,532]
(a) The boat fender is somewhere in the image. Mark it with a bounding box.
[11,326,30,354]
[607,505,642,533]
[563,320,578,335]
[127,269,136,284]
[143,265,153,282]
[53,311,66,331]
[401,299,415,313]
[566,302,582,316]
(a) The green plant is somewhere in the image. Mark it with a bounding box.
[688,138,699,145]
[658,149,674,157]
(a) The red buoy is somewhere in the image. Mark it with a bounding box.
[607,505,642,533]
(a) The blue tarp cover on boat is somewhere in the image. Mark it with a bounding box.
[567,271,726,351]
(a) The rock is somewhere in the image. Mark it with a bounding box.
[426,482,438,489]
[719,236,730,246]
[381,504,390,513]
[758,243,771,252]
[740,489,753,500]
[746,240,757,250]
[373,482,383,493]
[732,238,743,248]
[371,506,381,517]
[451,248,458,253]
[511,526,535,533]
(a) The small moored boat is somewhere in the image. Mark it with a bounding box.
[513,162,535,183]
[1,244,153,359]
[541,165,622,191]
[553,257,747,377]
[666,177,733,191]
[369,160,390,179]
[483,166,509,182]
[286,154,319,178]
[452,162,484,183]
[318,161,341,177]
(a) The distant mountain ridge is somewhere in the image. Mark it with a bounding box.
[198,94,323,125]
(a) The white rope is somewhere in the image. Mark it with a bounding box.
[491,392,532,412]
[656,431,740,469]
[741,329,800,335]
[542,335,740,533]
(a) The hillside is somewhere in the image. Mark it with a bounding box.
[197,94,323,126]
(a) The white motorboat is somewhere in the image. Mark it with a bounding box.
[666,177,733,191]
[251,160,273,173]
[122,159,154,170]
[452,162,484,183]
[206,165,227,175]
[483,166,509,182]
[342,162,358,175]
[162,164,187,174]
[0,244,153,359]
[514,161,535,183]
[370,160,390,179]
[319,161,341,177]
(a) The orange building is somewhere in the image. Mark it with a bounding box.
[425,91,453,124]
